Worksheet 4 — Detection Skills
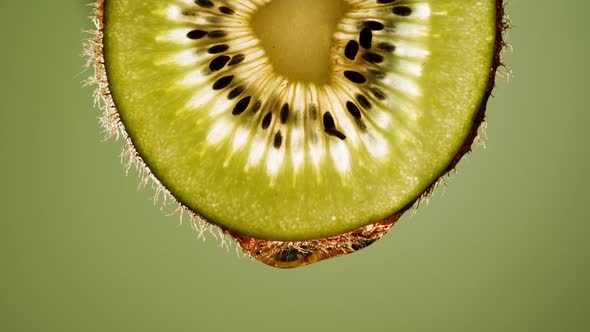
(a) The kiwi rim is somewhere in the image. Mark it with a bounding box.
[86,0,509,268]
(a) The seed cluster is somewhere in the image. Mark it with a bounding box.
[185,2,293,136]
[332,0,414,140]
[176,0,421,172]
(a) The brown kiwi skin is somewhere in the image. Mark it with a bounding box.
[87,0,509,268]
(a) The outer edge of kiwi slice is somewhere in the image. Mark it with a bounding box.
[86,0,510,268]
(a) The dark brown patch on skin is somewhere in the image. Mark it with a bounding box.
[229,211,405,268]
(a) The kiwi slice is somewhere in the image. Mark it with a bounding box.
[88,0,506,268]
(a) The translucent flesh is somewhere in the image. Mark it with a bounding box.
[102,0,498,240]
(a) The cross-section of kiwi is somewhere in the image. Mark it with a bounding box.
[88,0,506,268]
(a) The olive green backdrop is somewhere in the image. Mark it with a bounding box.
[1,1,588,331]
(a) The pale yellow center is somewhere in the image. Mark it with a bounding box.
[251,0,351,85]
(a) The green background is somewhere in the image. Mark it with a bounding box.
[1,1,588,331]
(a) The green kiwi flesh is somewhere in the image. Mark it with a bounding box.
[90,0,505,267]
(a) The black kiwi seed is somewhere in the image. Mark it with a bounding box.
[345,40,359,60]
[323,112,347,140]
[195,0,214,8]
[219,6,235,15]
[343,70,367,84]
[209,55,231,71]
[280,103,290,124]
[261,112,273,129]
[345,101,362,119]
[232,96,251,116]
[186,30,207,40]
[356,94,372,109]
[227,86,244,100]
[359,27,373,49]
[364,20,385,31]
[207,30,227,39]
[208,44,229,54]
[212,75,234,90]
[323,112,336,130]
[393,6,413,16]
[362,52,384,64]
[377,42,396,53]
[273,131,283,149]
[377,0,396,3]
[228,54,245,66]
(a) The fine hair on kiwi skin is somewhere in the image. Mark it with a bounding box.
[86,0,510,268]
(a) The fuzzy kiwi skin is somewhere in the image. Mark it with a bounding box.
[87,0,509,268]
